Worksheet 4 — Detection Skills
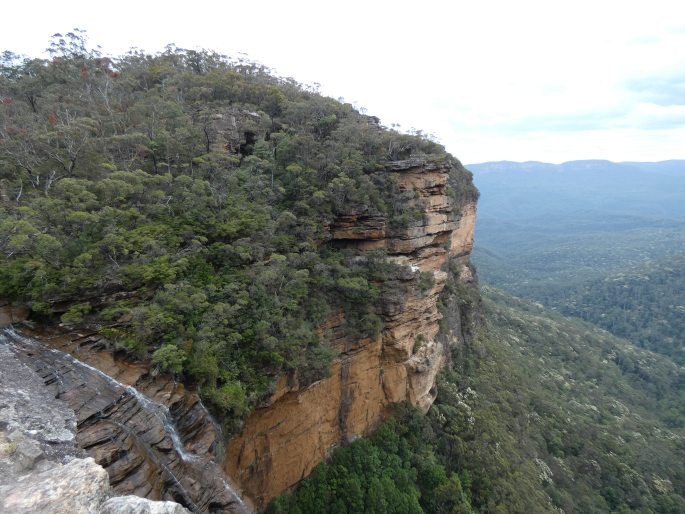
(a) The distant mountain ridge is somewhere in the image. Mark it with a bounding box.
[469,159,685,229]
[467,159,685,174]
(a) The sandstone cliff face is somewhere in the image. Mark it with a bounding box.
[224,159,477,506]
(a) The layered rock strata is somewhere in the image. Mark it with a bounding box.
[2,329,250,514]
[224,159,477,506]
[0,332,192,514]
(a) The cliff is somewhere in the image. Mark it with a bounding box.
[224,158,477,506]
[0,157,476,512]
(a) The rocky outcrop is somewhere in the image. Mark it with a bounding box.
[101,495,191,514]
[0,302,28,328]
[0,334,193,514]
[224,159,478,506]
[0,457,192,514]
[1,457,111,514]
[0,340,84,484]
[29,330,221,457]
[2,328,250,514]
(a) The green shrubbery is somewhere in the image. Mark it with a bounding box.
[268,406,473,514]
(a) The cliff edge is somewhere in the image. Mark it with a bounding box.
[224,158,477,506]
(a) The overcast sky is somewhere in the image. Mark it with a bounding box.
[2,0,684,164]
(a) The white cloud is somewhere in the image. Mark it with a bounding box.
[1,0,684,163]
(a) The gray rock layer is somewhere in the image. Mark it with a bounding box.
[0,341,84,487]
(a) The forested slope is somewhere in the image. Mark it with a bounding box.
[471,160,685,367]
[529,254,685,365]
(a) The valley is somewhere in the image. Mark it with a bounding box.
[1,35,683,514]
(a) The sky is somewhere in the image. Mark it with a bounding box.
[2,0,684,164]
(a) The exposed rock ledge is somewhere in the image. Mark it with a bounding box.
[0,302,28,328]
[0,339,190,514]
[224,159,477,507]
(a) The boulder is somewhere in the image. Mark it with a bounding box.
[100,495,191,514]
[14,438,44,471]
[0,457,109,514]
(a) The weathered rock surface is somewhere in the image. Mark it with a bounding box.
[0,457,110,514]
[450,201,476,258]
[0,456,193,514]
[225,159,478,506]
[101,495,191,514]
[0,341,84,486]
[0,301,28,328]
[0,335,196,514]
[2,328,251,514]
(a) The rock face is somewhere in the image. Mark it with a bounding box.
[1,457,111,514]
[224,159,478,506]
[101,495,192,514]
[0,332,193,514]
[0,342,81,474]
[2,328,251,514]
[0,457,193,514]
[0,302,28,328]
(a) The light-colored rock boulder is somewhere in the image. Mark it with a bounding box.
[100,495,191,514]
[0,457,109,514]
[14,438,44,471]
